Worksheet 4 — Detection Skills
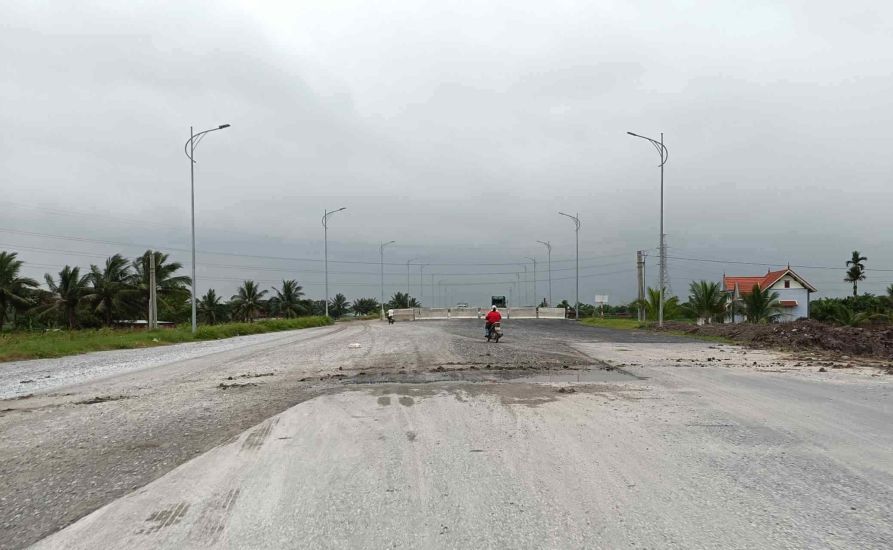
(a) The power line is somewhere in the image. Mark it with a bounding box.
[1,242,630,276]
[0,227,627,267]
[665,254,893,272]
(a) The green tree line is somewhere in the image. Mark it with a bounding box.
[0,250,426,331]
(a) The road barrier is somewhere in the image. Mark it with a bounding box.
[386,307,567,321]
[538,307,567,319]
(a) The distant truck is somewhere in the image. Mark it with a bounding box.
[491,296,507,308]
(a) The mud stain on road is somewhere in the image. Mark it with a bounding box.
[377,396,391,406]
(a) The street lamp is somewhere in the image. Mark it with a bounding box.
[525,256,537,307]
[184,123,230,334]
[628,131,669,327]
[537,240,552,306]
[406,258,418,297]
[558,212,581,319]
[516,264,528,305]
[380,240,396,318]
[322,207,347,318]
[419,264,429,306]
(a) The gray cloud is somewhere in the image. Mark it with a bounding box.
[3,0,892,306]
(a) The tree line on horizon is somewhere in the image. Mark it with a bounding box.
[0,250,428,331]
[3,249,891,331]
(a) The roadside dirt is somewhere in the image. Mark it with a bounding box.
[660,319,893,363]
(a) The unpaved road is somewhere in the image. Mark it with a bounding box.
[3,320,892,549]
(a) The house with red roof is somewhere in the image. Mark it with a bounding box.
[723,267,817,323]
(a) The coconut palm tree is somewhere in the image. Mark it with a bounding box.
[686,280,727,325]
[636,287,680,322]
[328,293,351,318]
[0,251,39,331]
[197,289,225,324]
[738,285,782,324]
[42,265,91,329]
[844,250,868,297]
[270,279,305,318]
[131,251,191,320]
[230,280,268,322]
[386,292,420,309]
[85,254,136,326]
[351,297,379,316]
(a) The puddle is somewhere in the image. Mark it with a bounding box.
[343,366,643,385]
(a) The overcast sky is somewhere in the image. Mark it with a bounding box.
[2,0,892,306]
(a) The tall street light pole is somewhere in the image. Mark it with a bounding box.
[558,212,581,319]
[525,256,537,307]
[627,131,669,327]
[419,264,428,305]
[537,240,552,306]
[322,207,347,318]
[380,240,396,318]
[184,123,230,334]
[406,258,418,297]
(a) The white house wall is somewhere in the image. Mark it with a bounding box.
[769,287,810,321]
[770,275,805,290]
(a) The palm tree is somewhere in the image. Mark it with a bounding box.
[197,289,225,324]
[739,285,782,324]
[0,251,39,331]
[85,254,136,326]
[230,280,268,322]
[844,250,867,297]
[270,279,305,318]
[42,265,91,329]
[131,251,191,320]
[686,280,727,325]
[830,303,872,327]
[636,287,680,321]
[329,293,351,318]
[351,297,379,316]
[387,292,420,309]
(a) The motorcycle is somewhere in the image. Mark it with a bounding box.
[485,322,502,343]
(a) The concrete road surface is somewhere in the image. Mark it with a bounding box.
[3,320,892,549]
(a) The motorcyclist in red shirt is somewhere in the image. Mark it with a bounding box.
[484,306,502,337]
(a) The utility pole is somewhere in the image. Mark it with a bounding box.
[628,131,669,327]
[184,123,230,333]
[380,240,395,319]
[148,251,157,330]
[558,212,581,319]
[636,250,646,322]
[322,207,347,318]
[537,240,552,306]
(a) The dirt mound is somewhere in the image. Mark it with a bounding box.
[661,319,893,360]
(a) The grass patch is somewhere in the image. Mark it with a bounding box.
[0,317,332,363]
[580,318,646,330]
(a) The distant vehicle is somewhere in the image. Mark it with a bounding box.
[491,296,506,308]
[455,302,469,309]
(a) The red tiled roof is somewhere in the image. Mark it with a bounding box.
[723,276,764,293]
[723,268,817,294]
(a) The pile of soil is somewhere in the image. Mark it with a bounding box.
[661,319,893,360]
